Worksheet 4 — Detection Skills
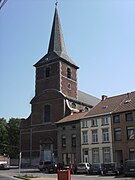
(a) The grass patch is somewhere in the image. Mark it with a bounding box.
[14,174,38,180]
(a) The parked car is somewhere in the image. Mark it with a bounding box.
[0,155,10,170]
[0,161,10,170]
[100,162,120,176]
[124,160,135,177]
[63,164,76,174]
[89,163,103,175]
[38,161,57,173]
[76,163,90,174]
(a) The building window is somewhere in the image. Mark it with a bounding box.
[92,148,99,163]
[83,149,89,163]
[102,128,109,142]
[114,128,121,141]
[127,127,135,140]
[44,104,51,123]
[113,115,120,123]
[62,135,66,147]
[92,129,98,143]
[91,119,98,126]
[82,131,88,144]
[71,134,76,147]
[103,147,111,163]
[129,149,135,160]
[62,126,66,130]
[67,67,71,79]
[84,107,89,112]
[71,102,76,108]
[45,67,51,78]
[72,125,76,129]
[102,117,109,125]
[82,121,88,128]
[36,68,44,79]
[126,113,133,121]
[62,153,76,165]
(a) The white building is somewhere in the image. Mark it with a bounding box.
[81,115,113,164]
[80,94,131,164]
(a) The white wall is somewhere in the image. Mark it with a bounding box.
[81,115,113,164]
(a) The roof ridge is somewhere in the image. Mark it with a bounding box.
[83,91,135,118]
[106,91,134,100]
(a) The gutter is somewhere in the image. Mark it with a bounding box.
[81,112,112,120]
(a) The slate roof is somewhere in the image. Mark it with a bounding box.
[65,90,100,108]
[78,90,100,107]
[34,7,78,68]
[56,112,87,124]
[84,91,135,118]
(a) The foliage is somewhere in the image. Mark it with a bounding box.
[0,118,21,158]
[0,118,8,155]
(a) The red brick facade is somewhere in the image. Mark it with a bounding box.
[112,110,135,162]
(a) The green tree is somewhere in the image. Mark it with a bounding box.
[7,118,20,158]
[0,118,8,155]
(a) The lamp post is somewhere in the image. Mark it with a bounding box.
[19,152,22,174]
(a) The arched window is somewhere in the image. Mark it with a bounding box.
[45,67,51,78]
[71,102,76,108]
[67,67,71,79]
[67,83,71,90]
[44,104,51,122]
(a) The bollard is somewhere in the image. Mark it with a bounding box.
[57,170,71,180]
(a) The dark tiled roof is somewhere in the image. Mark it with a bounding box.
[65,90,100,108]
[56,112,87,124]
[78,90,100,107]
[34,7,78,68]
[84,91,135,117]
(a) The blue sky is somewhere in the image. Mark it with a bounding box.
[0,0,135,120]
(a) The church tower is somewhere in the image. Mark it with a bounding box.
[20,4,99,166]
[20,5,80,166]
[34,5,79,99]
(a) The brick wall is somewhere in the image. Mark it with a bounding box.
[112,110,135,162]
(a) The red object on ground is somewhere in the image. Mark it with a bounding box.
[57,170,71,180]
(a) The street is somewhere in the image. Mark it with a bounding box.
[40,174,135,180]
[38,174,135,180]
[0,174,19,180]
[0,168,135,180]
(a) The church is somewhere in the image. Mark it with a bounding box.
[20,4,100,167]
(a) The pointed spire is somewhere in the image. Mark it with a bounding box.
[55,0,58,7]
[48,6,67,55]
[34,4,78,68]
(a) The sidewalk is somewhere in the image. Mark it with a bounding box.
[29,173,58,180]
[29,174,58,180]
[31,178,57,180]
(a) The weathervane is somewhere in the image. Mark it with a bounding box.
[55,0,58,7]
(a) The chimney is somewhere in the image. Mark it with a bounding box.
[127,93,130,98]
[102,95,108,101]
